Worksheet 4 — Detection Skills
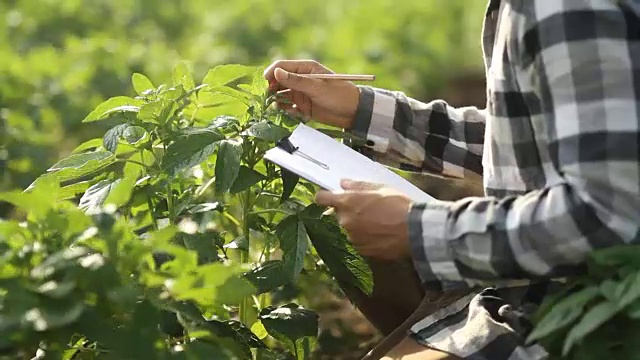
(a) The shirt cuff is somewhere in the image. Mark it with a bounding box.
[350,86,396,154]
[408,201,470,291]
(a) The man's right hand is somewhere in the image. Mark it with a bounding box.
[263,60,361,129]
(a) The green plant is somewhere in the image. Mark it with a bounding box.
[0,63,373,359]
[528,246,640,359]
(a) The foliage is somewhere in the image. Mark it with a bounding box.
[0,64,374,359]
[0,0,486,206]
[528,246,640,360]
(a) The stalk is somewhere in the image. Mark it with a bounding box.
[239,190,252,326]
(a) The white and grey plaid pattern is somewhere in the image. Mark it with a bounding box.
[351,0,640,359]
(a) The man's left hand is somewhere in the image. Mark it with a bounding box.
[315,179,413,261]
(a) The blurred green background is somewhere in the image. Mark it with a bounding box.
[0,0,487,206]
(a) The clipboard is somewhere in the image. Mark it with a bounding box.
[264,124,434,202]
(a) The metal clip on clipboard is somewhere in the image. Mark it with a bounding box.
[276,137,330,170]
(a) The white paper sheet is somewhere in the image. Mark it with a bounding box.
[263,124,434,202]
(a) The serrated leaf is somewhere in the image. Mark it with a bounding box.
[276,216,309,280]
[132,73,155,95]
[173,62,195,91]
[161,128,225,176]
[230,166,266,194]
[82,96,143,123]
[103,124,129,153]
[244,260,289,294]
[123,126,147,144]
[48,151,115,172]
[78,180,121,214]
[242,122,290,142]
[215,139,243,194]
[562,301,621,356]
[527,286,600,343]
[203,65,257,88]
[280,169,299,202]
[259,303,318,360]
[302,210,373,296]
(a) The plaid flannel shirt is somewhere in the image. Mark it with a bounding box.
[351,0,640,358]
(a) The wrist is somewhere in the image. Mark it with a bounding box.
[340,84,361,130]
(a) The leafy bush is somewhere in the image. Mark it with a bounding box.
[0,64,373,359]
[0,0,486,203]
[528,247,640,360]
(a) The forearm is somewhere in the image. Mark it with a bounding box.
[350,86,486,178]
[409,179,638,291]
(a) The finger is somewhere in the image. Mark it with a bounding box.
[340,179,384,191]
[264,60,332,82]
[315,190,343,207]
[274,68,325,96]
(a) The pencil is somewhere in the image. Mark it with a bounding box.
[303,74,376,81]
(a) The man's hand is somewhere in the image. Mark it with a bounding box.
[315,179,413,261]
[263,60,360,129]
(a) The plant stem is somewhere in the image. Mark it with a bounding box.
[166,183,174,220]
[239,190,252,326]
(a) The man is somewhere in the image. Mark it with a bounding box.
[264,0,640,359]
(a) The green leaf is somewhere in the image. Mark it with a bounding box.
[251,321,269,340]
[276,216,309,280]
[123,126,147,145]
[36,280,76,299]
[241,122,290,142]
[173,62,196,91]
[57,181,91,200]
[78,180,121,213]
[103,124,129,153]
[72,138,104,154]
[259,303,318,360]
[169,263,255,307]
[180,232,220,264]
[48,151,115,172]
[230,166,266,194]
[188,202,223,214]
[591,245,640,268]
[280,169,299,202]
[244,260,289,294]
[302,211,373,296]
[104,175,137,208]
[614,271,640,308]
[82,96,143,123]
[23,299,85,331]
[161,127,225,176]
[0,180,58,218]
[29,151,117,191]
[562,301,621,356]
[132,73,155,95]
[215,139,243,194]
[203,65,257,88]
[527,286,600,343]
